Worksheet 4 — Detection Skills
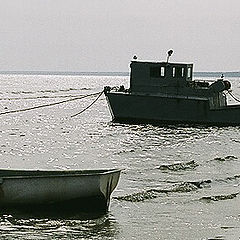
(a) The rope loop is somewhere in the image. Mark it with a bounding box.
[71,91,104,118]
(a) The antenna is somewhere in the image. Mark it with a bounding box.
[166,49,173,63]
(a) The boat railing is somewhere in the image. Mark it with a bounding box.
[193,78,216,83]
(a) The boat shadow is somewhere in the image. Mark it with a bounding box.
[0,194,111,220]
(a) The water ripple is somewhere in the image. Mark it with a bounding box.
[200,192,239,202]
[157,160,199,171]
[114,180,212,202]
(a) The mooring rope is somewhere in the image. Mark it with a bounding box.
[0,94,91,101]
[227,90,240,103]
[71,91,104,118]
[0,91,102,116]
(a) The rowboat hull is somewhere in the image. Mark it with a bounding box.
[0,169,121,217]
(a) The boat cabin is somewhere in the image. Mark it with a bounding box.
[130,61,193,93]
[128,60,231,109]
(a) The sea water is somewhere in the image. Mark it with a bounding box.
[0,73,240,239]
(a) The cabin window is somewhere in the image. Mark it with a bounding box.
[187,67,192,78]
[175,67,184,78]
[181,68,185,77]
[172,67,175,77]
[160,67,165,77]
[150,66,165,78]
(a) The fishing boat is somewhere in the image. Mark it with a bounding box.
[104,50,240,126]
[0,168,121,216]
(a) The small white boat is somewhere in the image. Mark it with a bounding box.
[0,168,121,216]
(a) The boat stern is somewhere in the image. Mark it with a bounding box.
[99,169,121,209]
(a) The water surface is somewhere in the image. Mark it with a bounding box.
[0,74,240,239]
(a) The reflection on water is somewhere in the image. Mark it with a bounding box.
[0,213,119,239]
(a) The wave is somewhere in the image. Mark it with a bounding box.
[39,88,91,93]
[114,149,135,155]
[115,180,211,202]
[115,179,237,203]
[200,192,239,202]
[114,189,160,202]
[157,160,198,171]
[215,174,240,183]
[211,155,238,162]
[6,88,92,95]
[0,94,88,101]
[187,179,212,188]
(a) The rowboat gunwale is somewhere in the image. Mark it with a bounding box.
[0,168,121,180]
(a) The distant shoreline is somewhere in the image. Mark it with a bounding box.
[0,71,239,77]
[194,72,240,78]
[0,71,130,76]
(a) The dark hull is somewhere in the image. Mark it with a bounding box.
[0,195,108,219]
[105,93,240,126]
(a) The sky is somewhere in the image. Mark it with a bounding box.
[0,0,239,72]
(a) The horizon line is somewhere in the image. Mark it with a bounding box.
[0,70,240,77]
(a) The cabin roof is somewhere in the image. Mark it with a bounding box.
[131,60,193,67]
